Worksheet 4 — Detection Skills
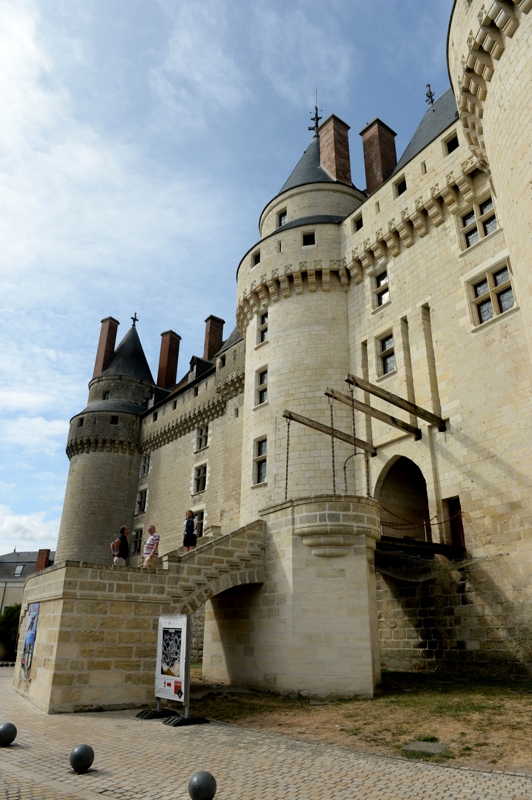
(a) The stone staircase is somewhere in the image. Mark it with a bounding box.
[161,519,266,614]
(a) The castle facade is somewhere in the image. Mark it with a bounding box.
[14,0,532,712]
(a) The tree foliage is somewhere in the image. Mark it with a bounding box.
[0,604,21,657]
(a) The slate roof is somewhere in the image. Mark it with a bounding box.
[0,551,56,582]
[100,326,154,385]
[79,400,148,416]
[215,326,243,356]
[393,88,459,175]
[276,214,346,232]
[279,136,337,194]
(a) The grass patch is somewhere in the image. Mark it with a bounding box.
[189,671,532,770]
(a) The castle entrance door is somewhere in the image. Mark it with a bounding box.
[375,456,431,543]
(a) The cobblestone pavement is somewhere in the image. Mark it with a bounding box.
[2,671,532,800]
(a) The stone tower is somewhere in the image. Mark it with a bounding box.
[55,318,155,564]
[448,1,532,357]
[236,114,366,523]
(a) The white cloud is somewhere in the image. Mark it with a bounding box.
[151,0,250,129]
[1,417,68,451]
[254,5,355,107]
[0,504,59,554]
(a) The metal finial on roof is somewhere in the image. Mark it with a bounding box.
[308,89,322,137]
[131,312,139,327]
[426,84,436,109]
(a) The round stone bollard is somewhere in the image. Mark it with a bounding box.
[0,723,17,747]
[188,771,217,800]
[69,744,94,773]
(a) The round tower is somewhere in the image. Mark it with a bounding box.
[448,1,532,357]
[236,115,366,525]
[55,318,155,564]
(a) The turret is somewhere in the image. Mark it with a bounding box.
[236,114,365,525]
[55,318,155,564]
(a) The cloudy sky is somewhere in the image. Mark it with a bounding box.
[0,0,454,554]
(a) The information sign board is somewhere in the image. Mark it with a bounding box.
[155,614,188,702]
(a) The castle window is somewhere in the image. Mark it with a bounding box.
[196,425,209,451]
[131,529,143,555]
[136,490,147,515]
[252,250,261,267]
[102,391,110,400]
[302,232,315,247]
[379,333,396,375]
[152,411,158,422]
[254,438,267,484]
[257,311,268,344]
[172,400,177,410]
[375,271,390,307]
[195,509,205,538]
[256,368,268,406]
[194,464,207,494]
[140,453,150,476]
[395,177,407,197]
[446,134,459,155]
[277,241,282,253]
[13,565,23,578]
[375,201,380,213]
[277,209,287,228]
[194,387,199,397]
[77,417,84,427]
[353,215,363,233]
[110,416,119,425]
[461,196,498,249]
[469,262,515,327]
[421,161,427,174]
[218,355,226,369]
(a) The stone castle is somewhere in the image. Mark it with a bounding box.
[14,0,532,713]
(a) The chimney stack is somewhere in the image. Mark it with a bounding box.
[157,330,181,388]
[203,315,225,362]
[35,549,50,573]
[318,114,352,185]
[359,119,397,195]
[93,317,120,378]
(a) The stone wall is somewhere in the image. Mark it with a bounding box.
[14,523,266,713]
[376,554,532,676]
[203,495,382,698]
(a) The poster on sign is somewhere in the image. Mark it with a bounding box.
[155,615,187,702]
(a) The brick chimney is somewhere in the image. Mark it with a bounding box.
[93,317,119,378]
[359,118,397,195]
[318,114,352,185]
[157,330,181,388]
[203,315,225,362]
[35,549,50,573]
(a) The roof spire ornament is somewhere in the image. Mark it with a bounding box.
[131,312,139,327]
[426,84,436,109]
[308,89,322,138]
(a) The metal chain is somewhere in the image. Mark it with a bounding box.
[349,384,357,496]
[365,451,371,497]
[329,397,336,495]
[284,418,291,502]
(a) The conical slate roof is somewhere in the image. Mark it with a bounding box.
[100,325,154,384]
[279,136,336,194]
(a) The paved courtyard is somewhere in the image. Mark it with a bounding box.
[2,671,532,800]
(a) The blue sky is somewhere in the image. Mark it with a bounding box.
[0,0,454,553]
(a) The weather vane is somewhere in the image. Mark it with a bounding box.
[426,84,436,108]
[308,89,322,137]
[131,312,139,327]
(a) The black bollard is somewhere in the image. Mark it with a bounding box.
[69,744,94,773]
[0,723,17,747]
[188,771,217,800]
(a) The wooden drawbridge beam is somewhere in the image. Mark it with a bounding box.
[325,388,421,440]
[344,374,446,432]
[282,410,377,456]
